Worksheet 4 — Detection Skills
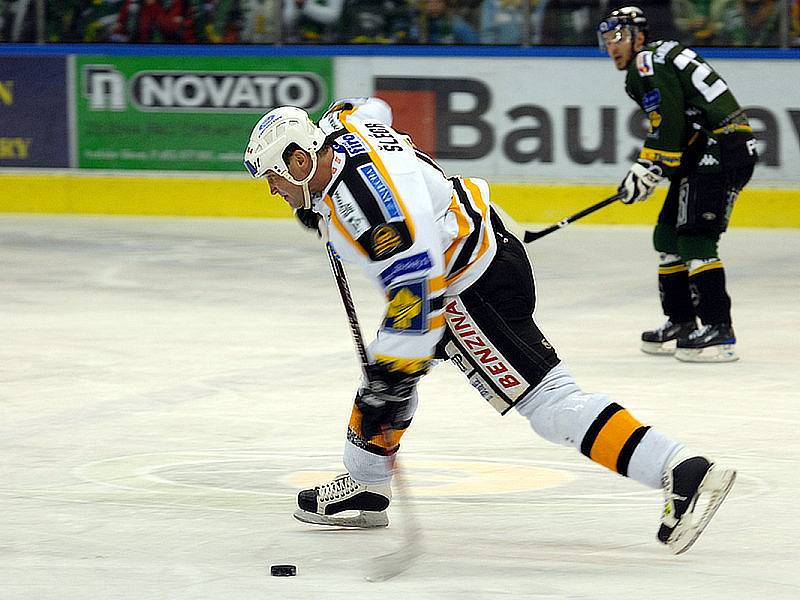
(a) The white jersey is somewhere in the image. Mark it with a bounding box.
[314,98,498,376]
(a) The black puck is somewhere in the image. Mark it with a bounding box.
[270,564,297,577]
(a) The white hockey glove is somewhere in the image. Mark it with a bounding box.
[355,364,419,439]
[618,160,664,204]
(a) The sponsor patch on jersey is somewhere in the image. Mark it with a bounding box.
[443,298,530,403]
[371,223,403,258]
[637,51,655,77]
[379,252,433,287]
[334,132,369,157]
[384,280,427,333]
[648,111,663,131]
[332,189,371,239]
[642,89,661,112]
[358,164,401,220]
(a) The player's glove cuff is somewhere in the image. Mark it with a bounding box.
[355,364,419,439]
[619,160,664,204]
[294,208,321,237]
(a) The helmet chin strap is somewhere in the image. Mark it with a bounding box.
[301,183,312,210]
[297,151,319,210]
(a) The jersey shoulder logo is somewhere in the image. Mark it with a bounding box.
[333,131,369,157]
[637,51,655,77]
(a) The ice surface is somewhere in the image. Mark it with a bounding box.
[1,215,798,599]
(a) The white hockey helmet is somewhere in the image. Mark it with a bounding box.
[243,106,326,208]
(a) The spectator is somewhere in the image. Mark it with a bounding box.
[793,0,800,46]
[113,0,191,42]
[338,0,414,44]
[537,0,605,46]
[283,0,345,43]
[719,0,781,46]
[412,0,479,44]
[671,0,727,45]
[239,0,280,43]
[80,0,128,42]
[479,0,534,44]
[1,0,37,41]
[196,0,242,43]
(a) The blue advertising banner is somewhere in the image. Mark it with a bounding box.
[0,56,69,167]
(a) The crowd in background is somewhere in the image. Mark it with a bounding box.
[1,0,798,46]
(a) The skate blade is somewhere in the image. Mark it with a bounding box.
[293,508,389,529]
[667,466,736,555]
[641,340,677,355]
[674,344,739,363]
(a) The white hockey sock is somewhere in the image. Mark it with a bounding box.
[626,431,683,489]
[343,440,393,484]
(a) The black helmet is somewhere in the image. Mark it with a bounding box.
[597,6,648,51]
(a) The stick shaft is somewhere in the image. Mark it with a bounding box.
[523,192,625,243]
[325,242,369,371]
[324,242,420,581]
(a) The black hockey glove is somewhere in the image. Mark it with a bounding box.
[294,208,321,237]
[355,364,419,440]
[619,160,664,204]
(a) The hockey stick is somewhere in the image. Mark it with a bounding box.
[522,191,626,243]
[324,242,421,582]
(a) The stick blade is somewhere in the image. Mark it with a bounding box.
[365,545,422,582]
[523,230,539,243]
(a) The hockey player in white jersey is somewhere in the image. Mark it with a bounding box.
[243,97,736,554]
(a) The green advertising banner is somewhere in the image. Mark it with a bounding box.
[75,56,333,171]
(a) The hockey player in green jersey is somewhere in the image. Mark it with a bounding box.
[598,6,758,363]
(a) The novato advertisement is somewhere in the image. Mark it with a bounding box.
[76,55,333,171]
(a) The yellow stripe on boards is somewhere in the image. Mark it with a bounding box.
[2,173,800,228]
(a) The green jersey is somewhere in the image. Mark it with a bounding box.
[625,40,756,176]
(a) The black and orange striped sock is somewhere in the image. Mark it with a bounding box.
[580,403,651,477]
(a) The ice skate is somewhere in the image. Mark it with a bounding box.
[641,320,697,355]
[674,323,738,362]
[658,451,736,554]
[293,473,391,528]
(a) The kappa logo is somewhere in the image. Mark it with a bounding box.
[698,154,720,167]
